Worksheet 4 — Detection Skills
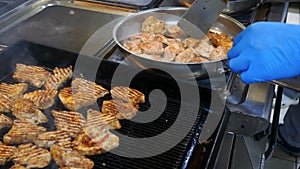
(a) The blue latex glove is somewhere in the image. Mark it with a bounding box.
[228,22,300,84]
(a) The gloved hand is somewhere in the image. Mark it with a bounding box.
[228,22,300,84]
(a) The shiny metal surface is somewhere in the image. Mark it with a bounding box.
[113,7,245,79]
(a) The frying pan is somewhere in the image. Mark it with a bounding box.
[113,7,245,79]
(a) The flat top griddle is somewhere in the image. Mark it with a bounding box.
[0,40,214,169]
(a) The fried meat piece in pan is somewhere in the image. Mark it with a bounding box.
[110,86,145,105]
[22,90,57,110]
[13,143,51,169]
[102,99,139,120]
[71,78,109,99]
[3,120,46,145]
[175,48,197,63]
[34,130,73,149]
[141,16,167,34]
[13,64,51,88]
[44,66,73,90]
[0,83,28,99]
[87,109,121,129]
[140,40,164,55]
[123,39,142,54]
[0,142,17,166]
[0,114,13,130]
[51,110,86,138]
[12,98,47,124]
[73,125,119,156]
[0,93,12,113]
[165,25,187,39]
[209,46,228,60]
[50,145,94,169]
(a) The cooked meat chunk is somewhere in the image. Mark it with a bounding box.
[87,109,121,129]
[3,120,46,145]
[0,93,12,113]
[44,66,73,90]
[34,130,73,149]
[175,48,197,63]
[165,25,186,39]
[51,110,86,138]
[102,99,139,120]
[123,39,142,54]
[13,143,50,168]
[207,31,233,51]
[155,34,182,46]
[71,78,109,99]
[162,43,185,62]
[0,114,13,130]
[73,125,119,156]
[141,16,167,34]
[140,40,164,55]
[50,145,94,169]
[130,32,156,42]
[10,164,28,169]
[0,142,16,166]
[12,98,47,124]
[193,39,215,58]
[13,64,51,88]
[22,90,57,109]
[58,87,97,111]
[110,86,145,104]
[210,46,228,60]
[182,37,202,48]
[0,83,28,99]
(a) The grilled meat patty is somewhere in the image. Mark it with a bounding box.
[23,90,57,109]
[0,114,13,130]
[71,78,109,99]
[13,143,51,168]
[51,110,86,138]
[0,93,12,113]
[34,130,73,149]
[50,145,94,169]
[111,86,145,105]
[44,66,73,90]
[73,125,119,156]
[0,83,28,99]
[12,98,47,124]
[87,109,121,129]
[4,120,46,145]
[102,99,139,120]
[13,64,51,88]
[0,142,17,166]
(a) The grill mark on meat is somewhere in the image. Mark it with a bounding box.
[0,93,12,113]
[51,110,86,138]
[102,99,139,120]
[23,90,57,110]
[13,143,51,168]
[71,78,109,99]
[0,142,16,166]
[0,83,28,99]
[3,120,46,145]
[0,114,13,130]
[86,109,121,129]
[44,66,73,90]
[34,130,73,149]
[13,64,51,88]
[110,86,145,104]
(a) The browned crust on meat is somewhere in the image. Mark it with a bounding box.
[9,164,28,169]
[44,66,73,90]
[13,64,51,88]
[110,86,145,104]
[0,93,12,113]
[0,142,16,166]
[0,83,28,99]
[86,109,121,129]
[13,143,50,168]
[71,78,109,99]
[34,130,73,149]
[102,99,139,120]
[22,90,57,109]
[0,114,13,130]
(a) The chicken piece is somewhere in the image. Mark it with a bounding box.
[175,48,197,63]
[4,120,46,145]
[51,110,86,138]
[193,39,215,58]
[102,99,139,120]
[0,83,28,99]
[141,16,167,34]
[10,164,28,169]
[123,39,142,54]
[58,87,97,111]
[22,90,57,109]
[165,25,187,39]
[44,66,73,90]
[162,43,185,62]
[73,125,119,156]
[209,46,228,60]
[34,130,73,149]
[155,34,182,46]
[207,31,233,51]
[0,93,12,113]
[140,40,164,55]
[182,37,202,48]
[0,114,13,130]
[0,142,16,166]
[130,32,156,42]
[110,86,145,104]
[12,98,47,124]
[87,109,121,129]
[13,64,51,88]
[50,145,94,169]
[71,78,109,99]
[13,143,50,168]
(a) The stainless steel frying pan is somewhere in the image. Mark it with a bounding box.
[113,7,245,79]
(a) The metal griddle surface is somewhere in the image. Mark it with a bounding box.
[0,41,210,169]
